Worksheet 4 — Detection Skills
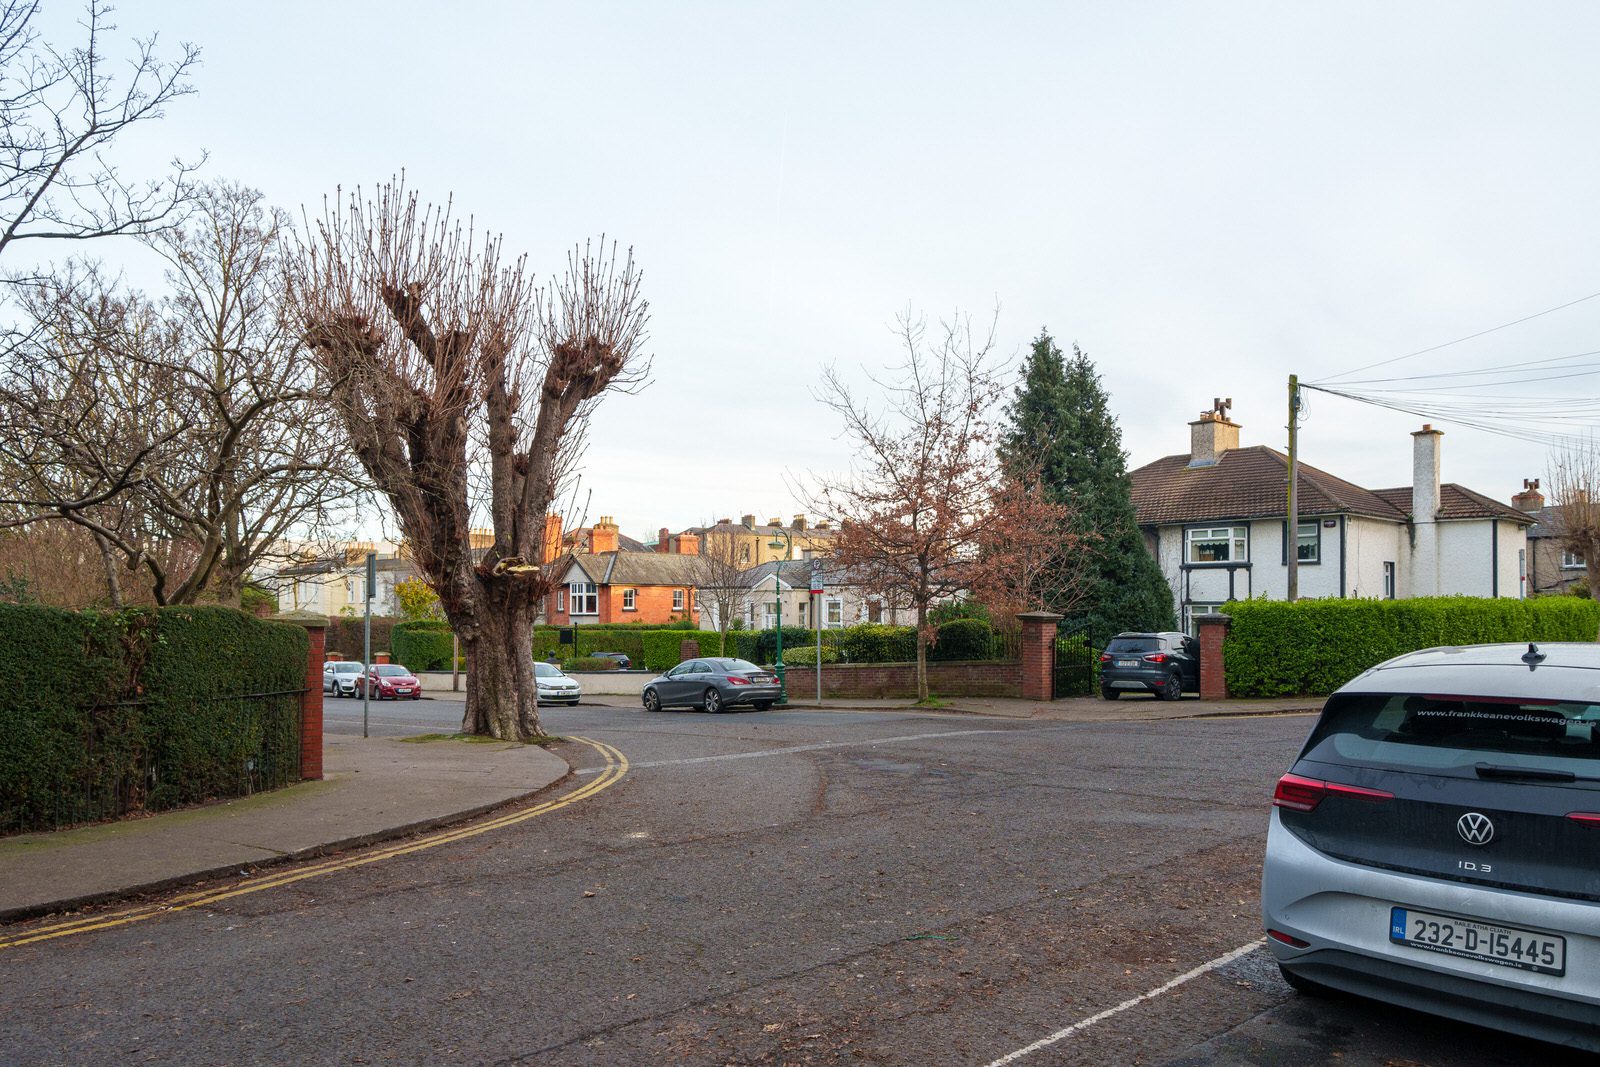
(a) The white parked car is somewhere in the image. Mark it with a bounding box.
[535,661,581,706]
[323,660,364,697]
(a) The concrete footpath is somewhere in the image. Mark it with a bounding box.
[0,733,569,922]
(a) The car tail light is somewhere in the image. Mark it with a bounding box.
[1567,812,1600,826]
[1267,929,1309,948]
[1143,652,1168,664]
[725,675,751,686]
[1098,653,1112,663]
[1273,772,1393,812]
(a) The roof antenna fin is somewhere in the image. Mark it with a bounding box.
[1522,642,1546,667]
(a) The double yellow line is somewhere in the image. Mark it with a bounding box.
[0,735,627,952]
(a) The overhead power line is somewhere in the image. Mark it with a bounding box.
[1313,289,1600,385]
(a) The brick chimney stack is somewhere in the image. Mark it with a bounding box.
[1512,478,1545,513]
[741,514,756,528]
[657,526,671,553]
[542,513,563,563]
[1187,398,1240,468]
[591,516,619,554]
[792,514,807,531]
[670,532,700,556]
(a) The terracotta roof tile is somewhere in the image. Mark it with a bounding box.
[1129,446,1406,526]
[1370,484,1535,525]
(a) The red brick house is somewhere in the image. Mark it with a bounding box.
[544,517,702,625]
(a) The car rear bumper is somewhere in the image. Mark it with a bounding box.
[1098,668,1167,692]
[724,685,782,706]
[1262,811,1600,1049]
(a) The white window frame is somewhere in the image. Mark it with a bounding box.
[1562,549,1585,570]
[672,589,684,611]
[569,581,597,615]
[622,588,636,611]
[557,590,566,613]
[825,598,843,627]
[1287,520,1319,564]
[1382,561,1396,600]
[1184,602,1223,635]
[1185,525,1248,565]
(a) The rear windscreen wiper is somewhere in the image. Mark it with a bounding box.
[1473,762,1591,782]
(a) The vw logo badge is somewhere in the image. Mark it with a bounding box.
[1457,812,1495,846]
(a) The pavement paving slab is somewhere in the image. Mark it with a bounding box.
[0,732,569,921]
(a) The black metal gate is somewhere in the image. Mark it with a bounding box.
[1052,624,1101,699]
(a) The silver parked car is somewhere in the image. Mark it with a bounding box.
[1262,642,1600,1051]
[535,661,581,705]
[323,660,364,697]
[641,658,780,713]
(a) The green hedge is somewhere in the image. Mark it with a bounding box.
[638,630,724,671]
[0,604,307,834]
[841,624,918,663]
[392,619,453,671]
[326,615,397,660]
[928,618,995,661]
[1223,596,1600,697]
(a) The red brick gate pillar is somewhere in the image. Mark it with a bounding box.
[678,639,700,663]
[1196,613,1231,701]
[1016,611,1063,701]
[278,611,327,781]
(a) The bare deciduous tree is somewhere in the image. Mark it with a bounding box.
[804,309,1081,701]
[693,520,756,641]
[1547,438,1600,604]
[0,182,358,605]
[0,0,201,264]
[290,181,649,740]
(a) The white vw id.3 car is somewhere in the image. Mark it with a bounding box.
[1263,642,1600,1052]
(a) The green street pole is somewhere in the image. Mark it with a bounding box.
[769,528,792,705]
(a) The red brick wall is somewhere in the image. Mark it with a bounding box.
[1197,615,1229,700]
[299,623,325,781]
[781,660,1022,700]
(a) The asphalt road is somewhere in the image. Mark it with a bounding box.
[2,705,1589,1065]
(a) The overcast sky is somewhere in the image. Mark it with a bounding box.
[42,2,1600,542]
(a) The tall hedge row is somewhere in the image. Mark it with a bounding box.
[392,619,454,671]
[1223,596,1600,697]
[0,604,307,835]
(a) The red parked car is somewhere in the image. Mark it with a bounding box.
[359,664,423,700]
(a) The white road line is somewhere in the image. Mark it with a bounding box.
[574,728,1017,774]
[981,939,1268,1066]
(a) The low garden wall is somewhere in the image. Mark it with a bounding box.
[0,604,310,835]
[782,659,1022,700]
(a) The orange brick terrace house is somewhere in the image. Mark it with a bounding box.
[544,517,702,626]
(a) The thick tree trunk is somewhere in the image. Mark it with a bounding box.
[460,601,542,739]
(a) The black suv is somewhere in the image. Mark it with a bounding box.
[1097,631,1199,701]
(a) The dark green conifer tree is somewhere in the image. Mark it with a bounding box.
[1000,330,1176,638]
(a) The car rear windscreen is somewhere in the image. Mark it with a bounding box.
[1105,638,1160,654]
[1303,692,1600,777]
[718,659,762,673]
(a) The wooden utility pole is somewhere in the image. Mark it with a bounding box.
[1287,374,1301,602]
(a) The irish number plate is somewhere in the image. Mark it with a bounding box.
[1116,659,1137,668]
[1390,907,1565,975]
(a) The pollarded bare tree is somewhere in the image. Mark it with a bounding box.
[0,182,359,606]
[0,0,201,264]
[289,181,649,740]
